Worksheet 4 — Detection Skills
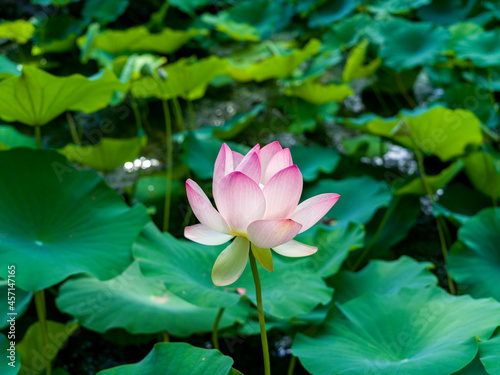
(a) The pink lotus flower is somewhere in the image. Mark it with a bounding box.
[184,141,340,286]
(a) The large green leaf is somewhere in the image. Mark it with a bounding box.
[359,195,421,260]
[60,134,147,172]
[1,333,19,375]
[0,20,34,44]
[447,22,483,51]
[201,0,293,41]
[132,56,227,100]
[0,148,150,291]
[479,329,500,374]
[0,280,32,329]
[417,0,477,25]
[329,256,438,303]
[448,208,500,301]
[97,342,235,375]
[455,29,500,67]
[367,0,432,14]
[0,67,125,126]
[56,262,248,336]
[293,287,500,375]
[303,176,392,228]
[308,0,359,28]
[134,223,333,319]
[227,40,320,82]
[341,134,388,158]
[17,320,79,375]
[232,257,333,319]
[462,151,500,200]
[395,160,464,195]
[31,15,86,55]
[82,0,129,24]
[321,13,370,51]
[294,223,365,278]
[284,79,353,105]
[78,26,207,55]
[213,104,265,140]
[377,19,450,71]
[290,144,340,182]
[0,56,21,78]
[368,106,483,161]
[342,39,381,82]
[0,126,36,150]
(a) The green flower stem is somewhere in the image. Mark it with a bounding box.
[487,67,496,108]
[249,251,271,375]
[34,290,51,375]
[212,307,225,350]
[161,99,173,233]
[351,194,401,271]
[66,112,80,146]
[482,149,498,208]
[130,96,143,133]
[395,72,416,108]
[287,355,297,375]
[162,331,170,342]
[35,125,42,149]
[171,97,185,132]
[187,100,196,131]
[414,146,456,295]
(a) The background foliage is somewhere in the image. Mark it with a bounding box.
[0,0,499,374]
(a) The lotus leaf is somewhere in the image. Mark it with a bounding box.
[284,79,353,105]
[31,15,86,55]
[56,262,249,336]
[82,0,130,24]
[455,29,500,67]
[134,223,333,319]
[290,143,341,181]
[294,223,365,278]
[0,66,126,126]
[367,106,483,161]
[17,320,79,375]
[132,56,227,100]
[303,176,392,228]
[0,20,34,44]
[213,104,265,140]
[479,329,500,374]
[201,0,293,41]
[341,134,388,158]
[321,13,371,50]
[293,287,500,375]
[367,0,432,14]
[61,134,147,172]
[227,39,320,82]
[0,126,37,150]
[0,148,151,291]
[462,151,500,200]
[377,19,450,71]
[342,39,381,82]
[97,342,235,375]
[78,26,207,55]
[417,0,477,25]
[0,56,21,78]
[448,208,500,301]
[329,256,437,303]
[308,0,359,28]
